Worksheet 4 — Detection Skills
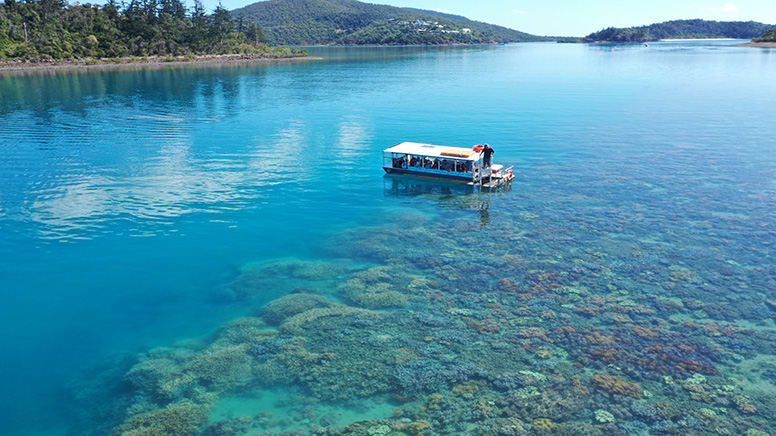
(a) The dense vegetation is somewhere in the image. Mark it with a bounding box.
[231,0,549,46]
[753,28,776,42]
[0,0,304,61]
[584,19,774,43]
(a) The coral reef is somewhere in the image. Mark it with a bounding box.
[77,158,776,436]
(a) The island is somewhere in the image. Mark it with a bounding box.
[582,19,774,43]
[741,28,776,47]
[230,0,574,46]
[0,0,308,70]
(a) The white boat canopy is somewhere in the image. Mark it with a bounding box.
[383,142,482,161]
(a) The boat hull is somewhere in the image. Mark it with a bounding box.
[383,167,474,182]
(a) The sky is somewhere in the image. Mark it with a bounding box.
[208,0,776,36]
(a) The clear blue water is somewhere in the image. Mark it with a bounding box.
[1,41,775,435]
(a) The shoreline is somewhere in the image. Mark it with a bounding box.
[296,42,516,48]
[0,54,321,74]
[659,38,742,41]
[738,41,776,48]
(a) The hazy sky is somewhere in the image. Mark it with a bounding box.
[208,0,776,36]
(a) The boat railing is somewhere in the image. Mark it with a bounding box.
[477,164,514,189]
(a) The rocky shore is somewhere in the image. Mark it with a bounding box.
[0,53,320,74]
[738,42,776,48]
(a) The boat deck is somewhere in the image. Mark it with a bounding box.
[468,173,512,190]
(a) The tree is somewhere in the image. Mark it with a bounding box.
[245,22,266,45]
[0,0,305,61]
[210,2,233,44]
[160,0,186,20]
[189,0,208,51]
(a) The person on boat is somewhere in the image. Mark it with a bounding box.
[482,144,495,168]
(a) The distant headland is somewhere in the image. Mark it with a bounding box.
[741,28,776,47]
[581,19,775,44]
[230,0,574,45]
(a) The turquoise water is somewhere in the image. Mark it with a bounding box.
[1,41,775,435]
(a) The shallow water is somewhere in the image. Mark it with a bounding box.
[0,41,774,435]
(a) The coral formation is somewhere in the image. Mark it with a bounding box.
[114,400,212,436]
[261,293,333,325]
[594,409,615,424]
[591,374,644,398]
[279,304,382,334]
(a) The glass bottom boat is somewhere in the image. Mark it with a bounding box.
[382,142,514,190]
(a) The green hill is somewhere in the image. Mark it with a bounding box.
[584,19,774,43]
[231,0,548,45]
[753,28,776,42]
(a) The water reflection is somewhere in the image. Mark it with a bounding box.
[383,174,476,197]
[0,65,272,115]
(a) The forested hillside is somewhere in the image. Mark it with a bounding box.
[585,19,773,42]
[231,0,547,45]
[0,0,303,61]
[753,28,776,42]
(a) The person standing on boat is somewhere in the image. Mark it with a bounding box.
[482,144,495,168]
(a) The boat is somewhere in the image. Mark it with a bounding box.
[382,142,514,190]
